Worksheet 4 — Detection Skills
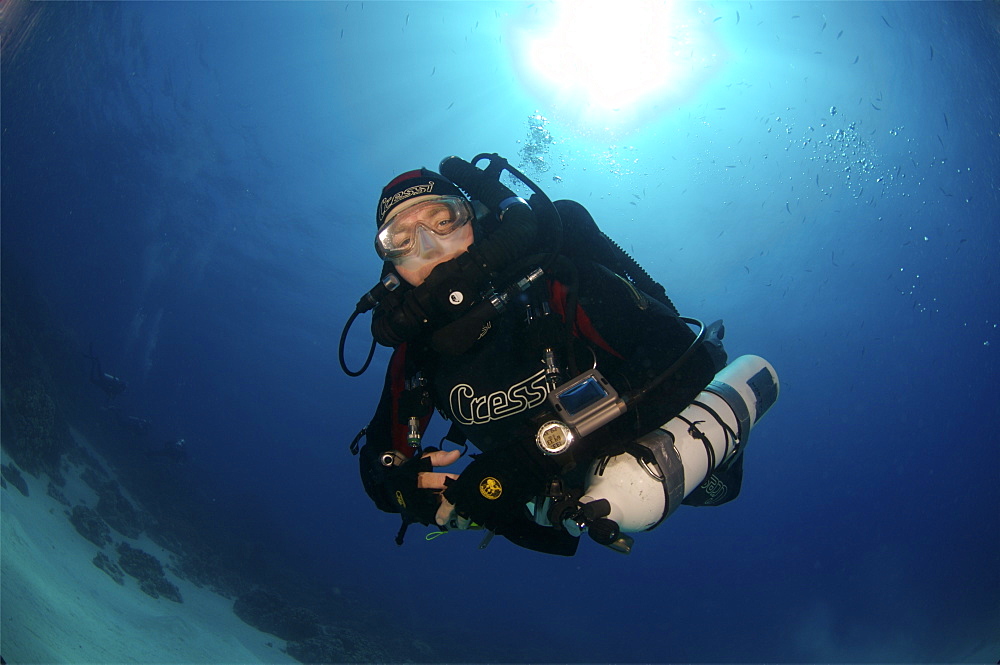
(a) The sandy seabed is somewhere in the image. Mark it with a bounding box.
[1,433,297,665]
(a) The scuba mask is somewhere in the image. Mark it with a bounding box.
[375,195,474,261]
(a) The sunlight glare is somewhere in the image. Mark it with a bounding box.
[513,0,720,131]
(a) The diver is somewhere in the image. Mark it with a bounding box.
[147,438,188,464]
[101,405,152,438]
[121,414,152,439]
[341,154,779,556]
[84,344,127,404]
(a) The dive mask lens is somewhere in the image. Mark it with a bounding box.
[375,196,472,260]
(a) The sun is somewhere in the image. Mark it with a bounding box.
[509,0,725,133]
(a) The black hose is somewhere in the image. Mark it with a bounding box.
[339,308,377,377]
[623,317,706,407]
[440,155,519,211]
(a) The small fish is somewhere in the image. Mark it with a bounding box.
[716,107,727,110]
[929,44,934,60]
[837,30,844,39]
[632,193,641,200]
[744,265,750,273]
[629,201,637,206]
[446,102,454,110]
[340,28,344,38]
[937,135,944,148]
[831,251,838,267]
[882,15,892,28]
[816,174,820,187]
[405,13,409,25]
[431,66,436,76]
[943,112,949,129]
[852,55,859,64]
[726,165,736,168]
[871,102,881,110]
[785,202,791,214]
[713,16,722,22]
[736,11,740,24]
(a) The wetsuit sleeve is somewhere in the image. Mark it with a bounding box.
[357,345,441,524]
[358,362,405,513]
[357,346,422,513]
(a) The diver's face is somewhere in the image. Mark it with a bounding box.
[393,222,474,287]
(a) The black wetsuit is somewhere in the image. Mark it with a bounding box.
[357,244,737,553]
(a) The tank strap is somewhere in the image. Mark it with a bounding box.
[705,379,752,469]
[630,428,686,530]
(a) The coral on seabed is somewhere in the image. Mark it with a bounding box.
[5,376,68,478]
[69,504,113,548]
[116,542,183,603]
[47,480,70,506]
[93,552,125,585]
[286,626,397,664]
[1,462,29,496]
[233,589,320,642]
[82,467,146,539]
[174,549,251,599]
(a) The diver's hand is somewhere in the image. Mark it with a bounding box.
[382,448,460,526]
[435,495,473,531]
[441,445,551,532]
[416,449,461,491]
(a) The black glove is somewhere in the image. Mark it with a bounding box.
[381,455,440,526]
[415,250,490,319]
[372,252,490,348]
[442,445,551,531]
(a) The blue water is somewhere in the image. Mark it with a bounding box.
[2,1,998,662]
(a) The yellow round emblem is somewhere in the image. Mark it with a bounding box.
[479,477,503,500]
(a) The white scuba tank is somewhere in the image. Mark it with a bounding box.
[577,354,780,533]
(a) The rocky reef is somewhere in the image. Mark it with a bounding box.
[286,626,396,664]
[233,589,320,642]
[47,480,70,506]
[69,504,112,548]
[232,588,413,663]
[82,467,146,539]
[3,376,69,479]
[93,552,125,585]
[116,542,182,603]
[1,462,29,496]
[173,549,251,599]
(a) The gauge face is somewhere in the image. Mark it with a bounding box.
[536,420,574,455]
